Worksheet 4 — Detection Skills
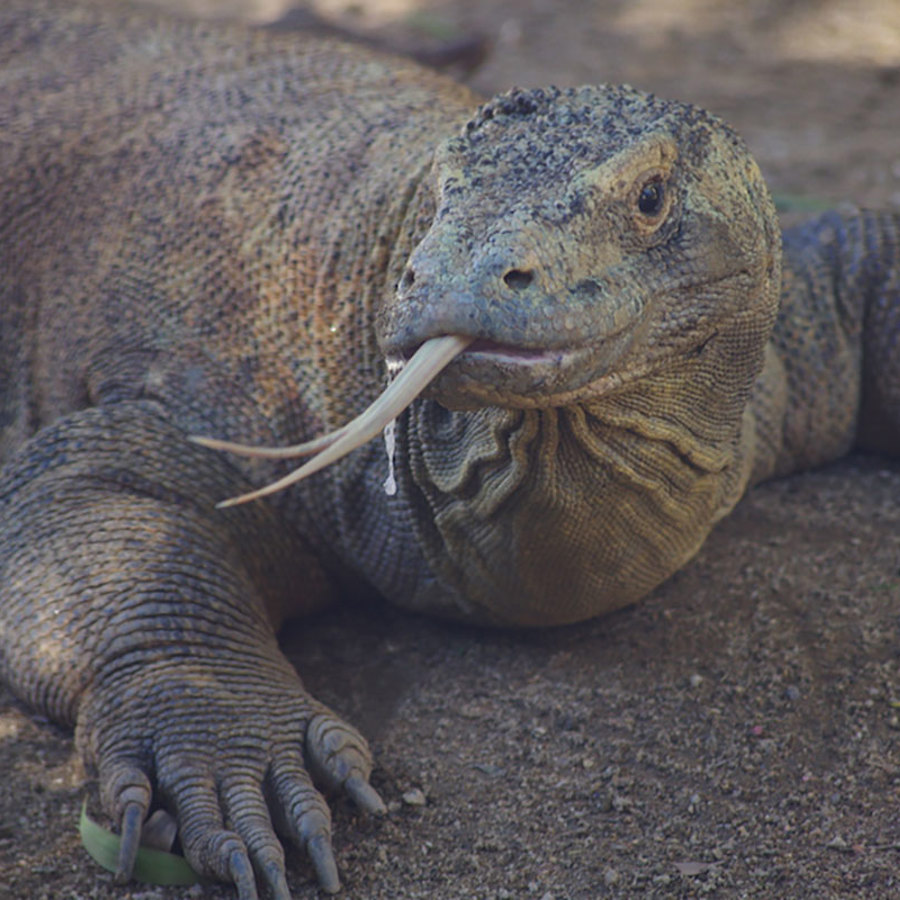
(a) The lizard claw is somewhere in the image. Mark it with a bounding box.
[226,845,259,900]
[344,774,387,816]
[307,832,340,894]
[115,799,147,882]
[87,755,152,883]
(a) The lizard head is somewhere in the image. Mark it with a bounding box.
[378,83,781,410]
[198,84,781,505]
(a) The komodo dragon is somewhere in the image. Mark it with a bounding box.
[1,1,899,897]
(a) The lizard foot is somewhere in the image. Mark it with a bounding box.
[75,658,385,898]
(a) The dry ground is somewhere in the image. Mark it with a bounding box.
[1,1,899,898]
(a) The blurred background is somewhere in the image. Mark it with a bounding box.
[129,0,900,211]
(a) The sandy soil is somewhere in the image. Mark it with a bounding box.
[1,1,899,898]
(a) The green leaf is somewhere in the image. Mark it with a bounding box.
[79,799,206,886]
[771,192,833,214]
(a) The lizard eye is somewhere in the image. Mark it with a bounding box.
[637,179,665,216]
[630,171,673,237]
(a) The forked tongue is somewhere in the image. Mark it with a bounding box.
[191,334,472,507]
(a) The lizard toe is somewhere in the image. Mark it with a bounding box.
[160,763,257,897]
[305,711,385,813]
[269,752,340,892]
[221,775,291,900]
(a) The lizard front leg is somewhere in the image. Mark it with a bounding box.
[763,210,900,478]
[0,401,384,897]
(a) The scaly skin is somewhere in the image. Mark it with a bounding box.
[1,2,898,897]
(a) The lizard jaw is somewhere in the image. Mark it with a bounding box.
[190,334,473,506]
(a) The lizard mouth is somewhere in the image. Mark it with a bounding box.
[399,337,565,366]
[190,335,473,506]
[390,331,626,411]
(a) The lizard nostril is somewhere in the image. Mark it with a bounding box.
[503,268,534,290]
[399,267,416,291]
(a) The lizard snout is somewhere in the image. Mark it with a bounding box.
[382,226,554,360]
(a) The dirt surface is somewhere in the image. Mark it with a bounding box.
[2,1,899,898]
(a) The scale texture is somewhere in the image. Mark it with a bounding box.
[1,2,898,896]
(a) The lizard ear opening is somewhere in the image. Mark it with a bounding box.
[190,334,472,507]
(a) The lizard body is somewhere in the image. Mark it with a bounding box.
[1,2,898,896]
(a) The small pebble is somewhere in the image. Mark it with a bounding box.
[402,787,427,807]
